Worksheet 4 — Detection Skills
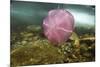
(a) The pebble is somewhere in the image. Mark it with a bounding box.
[16,42,21,45]
[22,41,27,45]
[25,33,33,37]
[28,42,33,45]
[23,37,28,41]
[28,38,33,41]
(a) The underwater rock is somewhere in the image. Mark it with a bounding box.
[43,9,74,45]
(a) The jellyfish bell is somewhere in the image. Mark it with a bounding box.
[43,9,74,45]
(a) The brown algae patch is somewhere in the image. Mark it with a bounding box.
[11,39,64,66]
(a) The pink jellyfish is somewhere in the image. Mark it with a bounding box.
[42,9,74,45]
